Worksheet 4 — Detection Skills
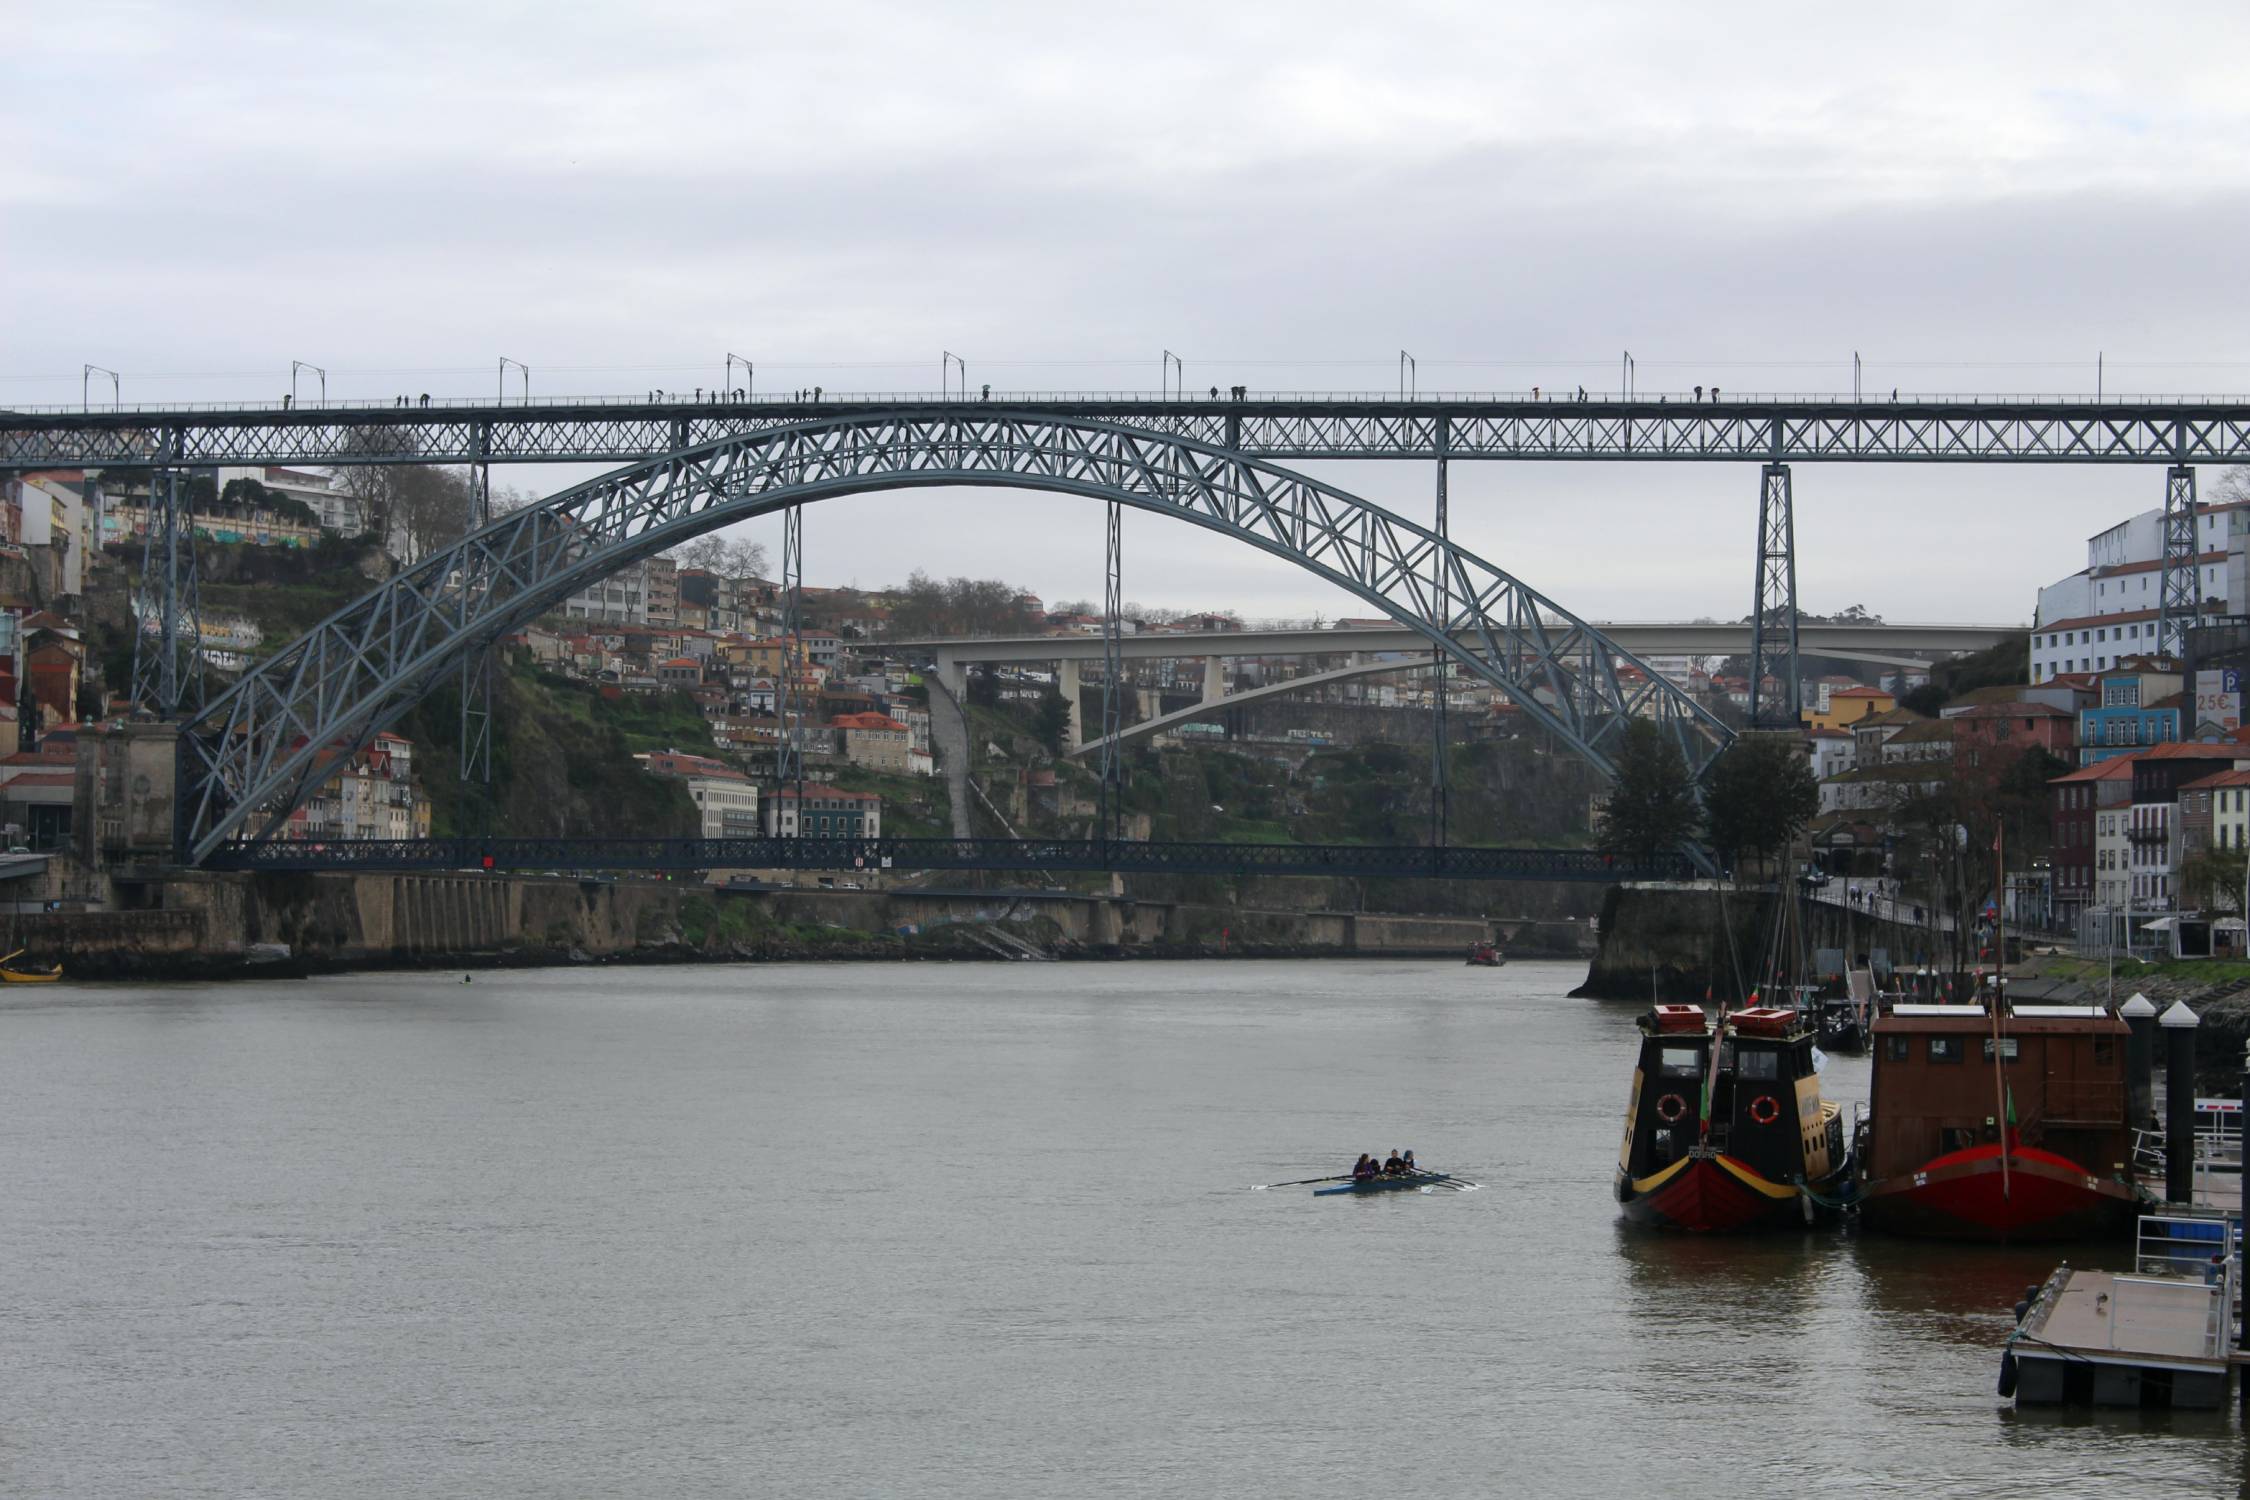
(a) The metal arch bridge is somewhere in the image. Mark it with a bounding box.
[11,392,2250,467]
[27,387,2234,748]
[173,411,1731,865]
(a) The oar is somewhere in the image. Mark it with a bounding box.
[1252,1174,1356,1191]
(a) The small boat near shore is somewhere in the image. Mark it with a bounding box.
[0,948,61,983]
[1466,941,1506,967]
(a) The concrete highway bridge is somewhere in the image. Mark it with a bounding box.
[899,620,2019,755]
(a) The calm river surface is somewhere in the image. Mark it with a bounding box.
[4,959,2245,1497]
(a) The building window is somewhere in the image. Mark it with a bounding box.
[1929,1038,1963,1063]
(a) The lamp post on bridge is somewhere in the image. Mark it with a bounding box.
[1399,351,1416,400]
[83,364,119,412]
[498,357,529,404]
[726,353,753,401]
[291,361,326,406]
[1162,350,1183,400]
[942,351,966,400]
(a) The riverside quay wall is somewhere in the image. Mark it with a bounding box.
[4,866,1504,976]
[1572,882,1957,1002]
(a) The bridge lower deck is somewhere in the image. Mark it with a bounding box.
[196,836,1691,881]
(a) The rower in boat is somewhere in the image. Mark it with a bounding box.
[1384,1151,1407,1175]
[1401,1150,1417,1174]
[1352,1154,1378,1181]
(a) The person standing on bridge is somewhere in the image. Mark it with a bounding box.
[814,386,823,401]
[1694,385,1704,403]
[981,384,990,400]
[1711,386,1720,401]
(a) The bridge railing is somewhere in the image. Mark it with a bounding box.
[13,390,2250,416]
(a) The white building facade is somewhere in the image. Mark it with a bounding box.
[2032,501,2246,681]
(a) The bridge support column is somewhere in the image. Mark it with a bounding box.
[458,442,493,790]
[1201,657,1225,704]
[1098,500,1124,842]
[1747,462,1800,729]
[1430,424,1450,847]
[1058,658,1083,750]
[130,459,204,719]
[2159,465,2199,661]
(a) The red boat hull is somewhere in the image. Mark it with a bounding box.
[1858,1141,2139,1241]
[1615,1153,1810,1233]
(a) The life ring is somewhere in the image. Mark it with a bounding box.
[1748,1094,1782,1126]
[1656,1093,1688,1123]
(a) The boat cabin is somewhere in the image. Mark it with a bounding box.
[1863,1004,2131,1182]
[1716,1009,1842,1190]
[1618,1007,1840,1189]
[1619,1007,1713,1183]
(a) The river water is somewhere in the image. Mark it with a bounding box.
[3,959,2244,1498]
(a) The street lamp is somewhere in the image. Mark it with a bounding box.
[498,357,529,404]
[83,364,119,411]
[941,351,965,400]
[725,353,753,401]
[291,361,327,406]
[1399,351,1415,400]
[1162,350,1183,400]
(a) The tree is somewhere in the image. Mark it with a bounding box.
[2181,844,2250,916]
[1601,719,1701,859]
[390,466,475,563]
[669,532,769,583]
[1033,690,1070,755]
[887,570,1039,638]
[1702,732,1819,872]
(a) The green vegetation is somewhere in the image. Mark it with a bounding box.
[1598,720,1701,859]
[1899,633,2032,715]
[399,655,700,838]
[1702,732,1820,869]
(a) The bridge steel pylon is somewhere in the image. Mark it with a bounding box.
[2159,465,2199,661]
[1747,461,1799,730]
[169,412,1733,865]
[458,447,494,789]
[1097,499,1124,842]
[129,463,204,720]
[1430,417,1451,847]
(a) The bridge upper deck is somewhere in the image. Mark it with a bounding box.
[8,393,2250,467]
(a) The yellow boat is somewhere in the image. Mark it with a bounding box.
[0,948,61,983]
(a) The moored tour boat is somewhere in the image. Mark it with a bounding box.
[1615,1003,1851,1232]
[1855,1001,2142,1241]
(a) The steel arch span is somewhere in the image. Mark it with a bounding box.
[177,413,1734,863]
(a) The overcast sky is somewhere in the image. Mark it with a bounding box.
[10,2,2250,625]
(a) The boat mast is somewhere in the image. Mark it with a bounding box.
[1992,819,2012,1201]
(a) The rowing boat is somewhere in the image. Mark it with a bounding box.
[0,948,60,983]
[1313,1173,1456,1196]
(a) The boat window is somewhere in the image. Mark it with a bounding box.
[2093,1037,2114,1065]
[1658,1047,1702,1078]
[1928,1037,1964,1063]
[1884,1036,1909,1062]
[1982,1037,2019,1062]
[1737,1049,1780,1081]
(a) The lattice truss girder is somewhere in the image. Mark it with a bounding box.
[178,414,1734,861]
[15,405,2250,468]
[2159,465,2200,658]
